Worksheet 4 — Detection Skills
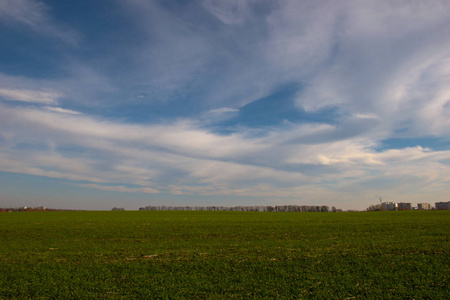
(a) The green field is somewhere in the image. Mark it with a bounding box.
[0,211,449,299]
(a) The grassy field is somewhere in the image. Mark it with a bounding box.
[0,210,448,299]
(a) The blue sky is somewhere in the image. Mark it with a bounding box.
[0,0,449,210]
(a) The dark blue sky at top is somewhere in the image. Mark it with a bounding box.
[0,0,340,128]
[0,0,446,146]
[1,0,448,146]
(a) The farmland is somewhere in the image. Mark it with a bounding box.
[0,210,449,299]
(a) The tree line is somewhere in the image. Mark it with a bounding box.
[139,205,337,212]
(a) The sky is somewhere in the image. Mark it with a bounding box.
[0,0,449,211]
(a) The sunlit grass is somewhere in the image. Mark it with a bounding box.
[1,211,448,298]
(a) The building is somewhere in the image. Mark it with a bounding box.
[435,201,450,210]
[417,203,431,210]
[381,202,398,211]
[397,202,412,210]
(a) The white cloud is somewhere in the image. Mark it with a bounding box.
[1,102,449,210]
[78,184,159,194]
[44,106,81,115]
[291,1,450,143]
[264,0,343,79]
[0,88,60,104]
[209,107,239,114]
[354,114,379,120]
[0,152,107,184]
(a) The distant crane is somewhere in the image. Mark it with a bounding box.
[375,195,383,205]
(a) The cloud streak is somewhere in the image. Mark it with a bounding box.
[0,0,80,45]
[0,88,60,105]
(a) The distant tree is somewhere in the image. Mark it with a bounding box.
[320,206,329,212]
[136,205,339,212]
[112,207,125,211]
[366,204,384,211]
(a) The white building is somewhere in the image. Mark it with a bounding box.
[417,203,431,210]
[435,201,450,210]
[381,202,398,211]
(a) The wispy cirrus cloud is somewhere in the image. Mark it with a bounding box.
[78,184,159,194]
[294,1,450,137]
[0,0,80,45]
[44,106,81,115]
[0,88,60,105]
[201,0,261,25]
[208,107,240,114]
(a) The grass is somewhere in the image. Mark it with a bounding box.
[0,210,449,299]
